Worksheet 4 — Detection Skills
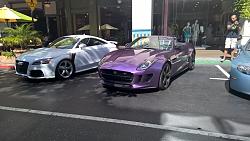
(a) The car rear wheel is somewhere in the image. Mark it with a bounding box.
[158,63,171,90]
[188,53,195,70]
[55,59,74,79]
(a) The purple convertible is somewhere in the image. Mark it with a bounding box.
[98,36,195,90]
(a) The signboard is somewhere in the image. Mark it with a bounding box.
[132,0,152,41]
[25,0,37,11]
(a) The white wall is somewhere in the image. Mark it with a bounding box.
[240,20,250,46]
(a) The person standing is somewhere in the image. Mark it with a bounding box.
[221,14,241,62]
[183,22,192,43]
[192,20,200,47]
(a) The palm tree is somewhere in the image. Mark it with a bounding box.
[1,24,42,51]
[234,0,250,19]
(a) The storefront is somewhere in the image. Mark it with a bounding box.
[3,0,241,47]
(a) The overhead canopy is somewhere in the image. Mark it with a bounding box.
[78,25,90,31]
[0,5,37,23]
[101,24,118,30]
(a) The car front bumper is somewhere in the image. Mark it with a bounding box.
[99,63,162,89]
[230,67,250,95]
[16,63,56,79]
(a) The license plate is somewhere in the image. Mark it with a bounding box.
[114,84,123,87]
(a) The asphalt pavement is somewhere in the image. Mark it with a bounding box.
[0,64,250,141]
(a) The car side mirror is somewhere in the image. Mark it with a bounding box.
[125,43,131,48]
[79,43,87,49]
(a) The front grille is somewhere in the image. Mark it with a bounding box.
[100,69,133,83]
[30,70,44,77]
[16,60,29,74]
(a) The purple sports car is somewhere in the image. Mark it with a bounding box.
[98,36,195,90]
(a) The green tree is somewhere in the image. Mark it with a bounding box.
[0,24,42,50]
[234,0,250,19]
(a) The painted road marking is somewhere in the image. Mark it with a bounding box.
[215,65,230,78]
[209,78,229,81]
[0,106,249,141]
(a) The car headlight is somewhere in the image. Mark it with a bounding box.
[32,58,52,65]
[237,65,250,75]
[99,55,110,66]
[137,60,154,71]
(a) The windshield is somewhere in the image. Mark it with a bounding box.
[48,37,79,49]
[246,41,250,51]
[130,37,173,50]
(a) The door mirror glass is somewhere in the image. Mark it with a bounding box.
[79,43,87,49]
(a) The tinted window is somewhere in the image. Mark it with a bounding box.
[80,38,90,45]
[87,38,106,46]
[246,41,250,51]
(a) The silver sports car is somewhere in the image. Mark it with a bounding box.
[15,35,117,79]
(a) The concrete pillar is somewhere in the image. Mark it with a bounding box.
[64,0,73,34]
[162,0,168,36]
[89,0,98,36]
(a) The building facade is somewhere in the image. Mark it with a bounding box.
[3,0,237,46]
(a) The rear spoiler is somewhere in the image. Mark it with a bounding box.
[108,41,118,45]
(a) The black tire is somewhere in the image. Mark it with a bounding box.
[55,59,75,80]
[188,53,195,70]
[158,63,171,90]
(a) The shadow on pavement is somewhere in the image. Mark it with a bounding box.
[20,68,98,84]
[225,80,250,100]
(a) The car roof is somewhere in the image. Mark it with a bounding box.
[64,34,107,42]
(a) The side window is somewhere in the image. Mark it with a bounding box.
[88,38,106,46]
[81,38,90,45]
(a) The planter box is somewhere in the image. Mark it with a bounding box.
[0,56,16,65]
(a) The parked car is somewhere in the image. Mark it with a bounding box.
[230,40,250,95]
[98,36,195,90]
[15,35,117,79]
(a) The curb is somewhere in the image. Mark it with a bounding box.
[0,65,15,70]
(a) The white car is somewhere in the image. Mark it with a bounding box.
[15,35,117,79]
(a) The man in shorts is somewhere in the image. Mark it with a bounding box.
[221,14,241,62]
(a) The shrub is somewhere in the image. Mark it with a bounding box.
[0,51,16,58]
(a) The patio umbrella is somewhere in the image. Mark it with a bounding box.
[78,25,90,31]
[0,5,37,23]
[101,24,118,30]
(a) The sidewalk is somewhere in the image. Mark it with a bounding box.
[0,56,15,70]
[196,49,231,65]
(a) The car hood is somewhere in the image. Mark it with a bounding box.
[17,48,70,62]
[102,48,163,70]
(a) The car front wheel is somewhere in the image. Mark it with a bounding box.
[55,59,74,79]
[158,63,171,90]
[188,53,195,70]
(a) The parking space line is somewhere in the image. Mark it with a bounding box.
[0,106,249,141]
[209,78,229,81]
[215,65,230,78]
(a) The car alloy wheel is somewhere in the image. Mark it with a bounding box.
[159,63,171,90]
[188,53,195,70]
[56,60,74,79]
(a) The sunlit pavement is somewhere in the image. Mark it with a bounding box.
[0,64,250,141]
